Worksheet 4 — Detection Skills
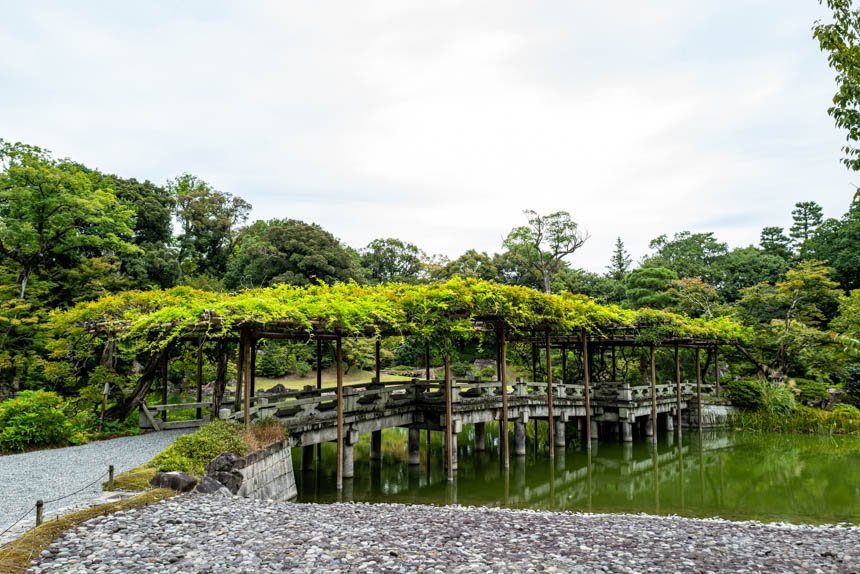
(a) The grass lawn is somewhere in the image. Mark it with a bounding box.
[252,368,413,392]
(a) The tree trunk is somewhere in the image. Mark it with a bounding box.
[104,348,165,420]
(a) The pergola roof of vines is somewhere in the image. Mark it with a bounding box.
[54,278,747,350]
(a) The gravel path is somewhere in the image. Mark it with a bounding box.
[0,430,190,532]
[29,495,859,573]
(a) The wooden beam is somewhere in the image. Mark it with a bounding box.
[196,338,203,420]
[545,329,554,459]
[582,330,592,448]
[161,350,168,423]
[650,345,657,442]
[713,344,720,397]
[243,330,252,428]
[336,336,344,491]
[445,352,453,483]
[375,338,381,382]
[235,336,244,413]
[696,348,703,431]
[675,344,682,436]
[250,337,257,398]
[316,338,322,462]
[499,323,509,469]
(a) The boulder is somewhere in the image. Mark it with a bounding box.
[208,470,243,494]
[826,388,850,410]
[267,383,287,394]
[205,452,241,474]
[195,475,232,496]
[149,471,198,493]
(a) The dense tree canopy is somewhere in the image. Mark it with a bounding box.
[360,238,422,284]
[224,219,362,289]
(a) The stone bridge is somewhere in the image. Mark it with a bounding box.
[227,377,708,478]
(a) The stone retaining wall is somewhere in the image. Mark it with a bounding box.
[684,403,740,428]
[235,439,297,501]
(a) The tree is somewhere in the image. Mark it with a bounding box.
[790,201,824,248]
[554,268,625,304]
[805,201,860,290]
[0,141,138,300]
[623,267,678,309]
[224,219,362,289]
[644,231,728,285]
[665,278,720,318]
[431,250,500,283]
[502,210,589,294]
[606,236,632,281]
[171,174,250,278]
[734,260,845,379]
[813,0,860,198]
[759,226,792,260]
[715,246,789,302]
[360,238,422,284]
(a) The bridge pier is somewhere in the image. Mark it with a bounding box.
[514,420,526,456]
[342,430,358,478]
[370,430,382,460]
[553,419,565,448]
[645,415,654,438]
[590,419,599,441]
[664,412,674,433]
[408,427,421,465]
[474,422,486,451]
[301,444,315,471]
[621,421,633,442]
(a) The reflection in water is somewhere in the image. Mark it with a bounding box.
[294,424,860,525]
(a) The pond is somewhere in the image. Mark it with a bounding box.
[292,423,860,525]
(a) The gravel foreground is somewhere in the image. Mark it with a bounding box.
[0,430,192,534]
[28,495,858,574]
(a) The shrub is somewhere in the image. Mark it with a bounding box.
[479,367,496,380]
[833,403,860,416]
[242,417,287,451]
[759,381,797,416]
[723,379,763,410]
[0,391,71,452]
[295,360,312,377]
[148,420,248,474]
[451,361,471,377]
[788,378,830,405]
[732,405,860,434]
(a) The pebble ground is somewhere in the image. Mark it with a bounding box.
[29,495,859,573]
[0,430,191,535]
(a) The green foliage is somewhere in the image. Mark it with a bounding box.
[0,391,70,452]
[360,238,422,284]
[759,381,797,416]
[732,405,860,434]
[553,268,625,305]
[624,267,678,309]
[606,236,632,281]
[148,420,248,474]
[833,403,860,415]
[759,226,793,261]
[503,210,588,294]
[451,361,471,377]
[814,1,860,176]
[172,173,250,278]
[790,201,824,249]
[723,379,763,410]
[717,246,788,302]
[788,378,830,405]
[807,203,860,290]
[479,367,496,379]
[644,231,728,285]
[224,218,362,289]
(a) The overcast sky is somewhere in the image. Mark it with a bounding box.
[0,1,854,272]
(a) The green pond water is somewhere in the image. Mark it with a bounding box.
[292,424,860,525]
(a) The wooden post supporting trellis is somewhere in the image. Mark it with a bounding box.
[696,348,703,430]
[426,343,431,454]
[611,345,616,381]
[161,349,168,423]
[196,338,203,420]
[499,323,509,468]
[375,338,381,382]
[650,345,657,442]
[582,330,592,448]
[235,336,244,414]
[531,342,537,382]
[336,335,344,491]
[243,330,252,428]
[545,329,554,459]
[561,345,567,384]
[713,343,720,397]
[675,344,682,436]
[316,337,323,462]
[445,352,453,483]
[250,336,257,398]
